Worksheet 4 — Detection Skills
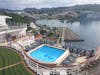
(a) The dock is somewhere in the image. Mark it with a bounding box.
[59,27,84,42]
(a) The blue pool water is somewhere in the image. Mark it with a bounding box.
[30,45,65,62]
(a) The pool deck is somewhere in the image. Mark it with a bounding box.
[27,44,70,66]
[86,47,100,75]
[75,56,87,64]
[87,59,100,75]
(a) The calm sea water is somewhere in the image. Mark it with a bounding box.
[36,19,100,50]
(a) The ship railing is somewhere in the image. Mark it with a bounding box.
[26,57,51,70]
[8,24,27,30]
[0,23,27,32]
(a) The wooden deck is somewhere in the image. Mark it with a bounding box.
[87,46,100,75]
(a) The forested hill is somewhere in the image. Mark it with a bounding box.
[0,4,100,23]
[23,4,100,14]
[0,4,100,14]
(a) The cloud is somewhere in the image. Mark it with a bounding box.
[0,0,100,9]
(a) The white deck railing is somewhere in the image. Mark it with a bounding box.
[9,25,27,30]
[0,24,27,32]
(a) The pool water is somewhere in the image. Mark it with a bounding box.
[30,45,65,62]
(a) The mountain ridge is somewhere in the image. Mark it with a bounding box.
[0,4,100,13]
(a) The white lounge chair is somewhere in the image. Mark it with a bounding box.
[43,70,50,75]
[60,70,67,75]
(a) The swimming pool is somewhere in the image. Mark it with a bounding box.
[29,45,65,63]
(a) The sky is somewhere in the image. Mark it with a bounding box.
[0,0,100,10]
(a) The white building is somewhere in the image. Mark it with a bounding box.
[30,22,38,29]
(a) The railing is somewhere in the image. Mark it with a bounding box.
[8,24,27,30]
[0,24,27,32]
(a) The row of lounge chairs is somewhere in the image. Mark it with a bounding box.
[24,43,41,51]
[24,39,55,51]
[36,39,55,45]
[62,54,78,65]
[66,46,95,58]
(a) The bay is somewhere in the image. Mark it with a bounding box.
[36,19,100,50]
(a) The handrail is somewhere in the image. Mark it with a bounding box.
[0,25,27,32]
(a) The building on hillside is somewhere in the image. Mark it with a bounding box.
[30,22,38,29]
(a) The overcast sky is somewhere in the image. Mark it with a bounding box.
[0,0,100,10]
